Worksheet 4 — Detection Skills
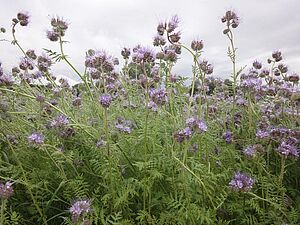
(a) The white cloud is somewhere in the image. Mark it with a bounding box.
[0,0,299,82]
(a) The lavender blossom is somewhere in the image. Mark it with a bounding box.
[276,141,299,159]
[243,145,256,158]
[17,12,30,26]
[50,114,69,128]
[99,94,112,108]
[272,50,283,62]
[28,132,44,145]
[186,117,207,133]
[132,46,155,63]
[174,127,193,143]
[121,47,131,59]
[167,15,180,33]
[222,131,232,143]
[191,39,204,51]
[153,35,166,46]
[0,181,14,199]
[199,60,213,75]
[229,172,255,192]
[114,117,135,134]
[37,54,52,72]
[149,88,168,106]
[19,57,34,70]
[69,199,92,223]
[252,60,262,70]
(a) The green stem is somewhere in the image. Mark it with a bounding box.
[0,199,6,225]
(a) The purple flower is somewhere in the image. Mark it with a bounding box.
[256,130,270,139]
[121,47,131,59]
[272,50,283,62]
[186,117,207,133]
[149,88,168,106]
[252,60,262,70]
[276,141,299,159]
[199,60,213,75]
[167,15,180,33]
[229,172,254,192]
[153,35,166,46]
[19,57,34,70]
[174,127,193,143]
[72,97,82,107]
[99,94,112,108]
[28,132,44,145]
[191,39,204,51]
[85,50,116,73]
[35,94,45,103]
[46,30,59,41]
[221,10,239,29]
[69,199,92,223]
[222,131,232,143]
[0,181,14,199]
[0,74,14,86]
[243,145,256,158]
[132,46,155,63]
[37,54,52,72]
[148,101,158,112]
[114,117,135,134]
[50,114,69,128]
[17,12,30,26]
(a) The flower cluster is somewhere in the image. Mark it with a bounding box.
[148,88,168,111]
[221,10,240,30]
[14,12,30,26]
[0,181,14,199]
[47,17,69,41]
[69,199,92,223]
[99,94,113,108]
[50,114,69,128]
[85,50,118,74]
[229,172,255,192]
[185,116,207,133]
[28,132,44,145]
[132,45,155,64]
[276,141,299,159]
[222,130,233,143]
[174,117,207,143]
[174,127,193,143]
[199,60,214,75]
[114,116,136,134]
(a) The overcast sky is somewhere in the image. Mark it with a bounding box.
[1,0,299,84]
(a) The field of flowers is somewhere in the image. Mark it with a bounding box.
[0,10,299,225]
